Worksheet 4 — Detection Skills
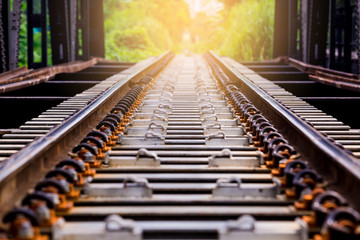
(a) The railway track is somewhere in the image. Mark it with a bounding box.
[0,52,360,240]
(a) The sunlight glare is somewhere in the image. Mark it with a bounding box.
[185,0,223,18]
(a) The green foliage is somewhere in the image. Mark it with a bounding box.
[190,0,275,61]
[104,0,190,62]
[18,1,27,67]
[106,25,162,62]
[18,1,52,67]
[217,0,274,61]
[16,0,274,66]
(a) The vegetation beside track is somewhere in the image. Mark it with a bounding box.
[104,0,275,62]
[17,0,275,65]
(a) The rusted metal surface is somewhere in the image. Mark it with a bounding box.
[286,57,360,92]
[314,71,360,84]
[1,53,360,240]
[0,58,99,93]
[287,57,359,79]
[213,52,360,211]
[0,52,172,228]
[250,56,360,92]
[0,66,30,83]
[309,75,360,92]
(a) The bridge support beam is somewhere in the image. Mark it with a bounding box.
[273,0,289,58]
[0,0,22,72]
[48,0,104,65]
[27,0,48,69]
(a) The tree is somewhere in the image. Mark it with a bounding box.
[104,0,190,61]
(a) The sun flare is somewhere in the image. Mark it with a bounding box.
[103,0,274,62]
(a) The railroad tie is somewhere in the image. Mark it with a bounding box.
[1,54,359,240]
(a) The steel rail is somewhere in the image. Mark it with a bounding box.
[0,58,99,93]
[0,51,171,218]
[208,50,360,210]
[2,54,359,239]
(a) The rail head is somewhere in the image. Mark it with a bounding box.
[207,50,360,209]
[0,50,172,187]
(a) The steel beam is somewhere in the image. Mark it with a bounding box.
[0,0,22,72]
[27,0,47,69]
[88,0,105,58]
[76,0,90,60]
[0,0,10,72]
[273,0,289,57]
[9,0,22,70]
[306,0,329,66]
[48,0,76,64]
[288,0,300,59]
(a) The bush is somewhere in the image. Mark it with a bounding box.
[217,0,274,61]
[17,0,273,65]
[104,0,189,62]
[190,0,275,61]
